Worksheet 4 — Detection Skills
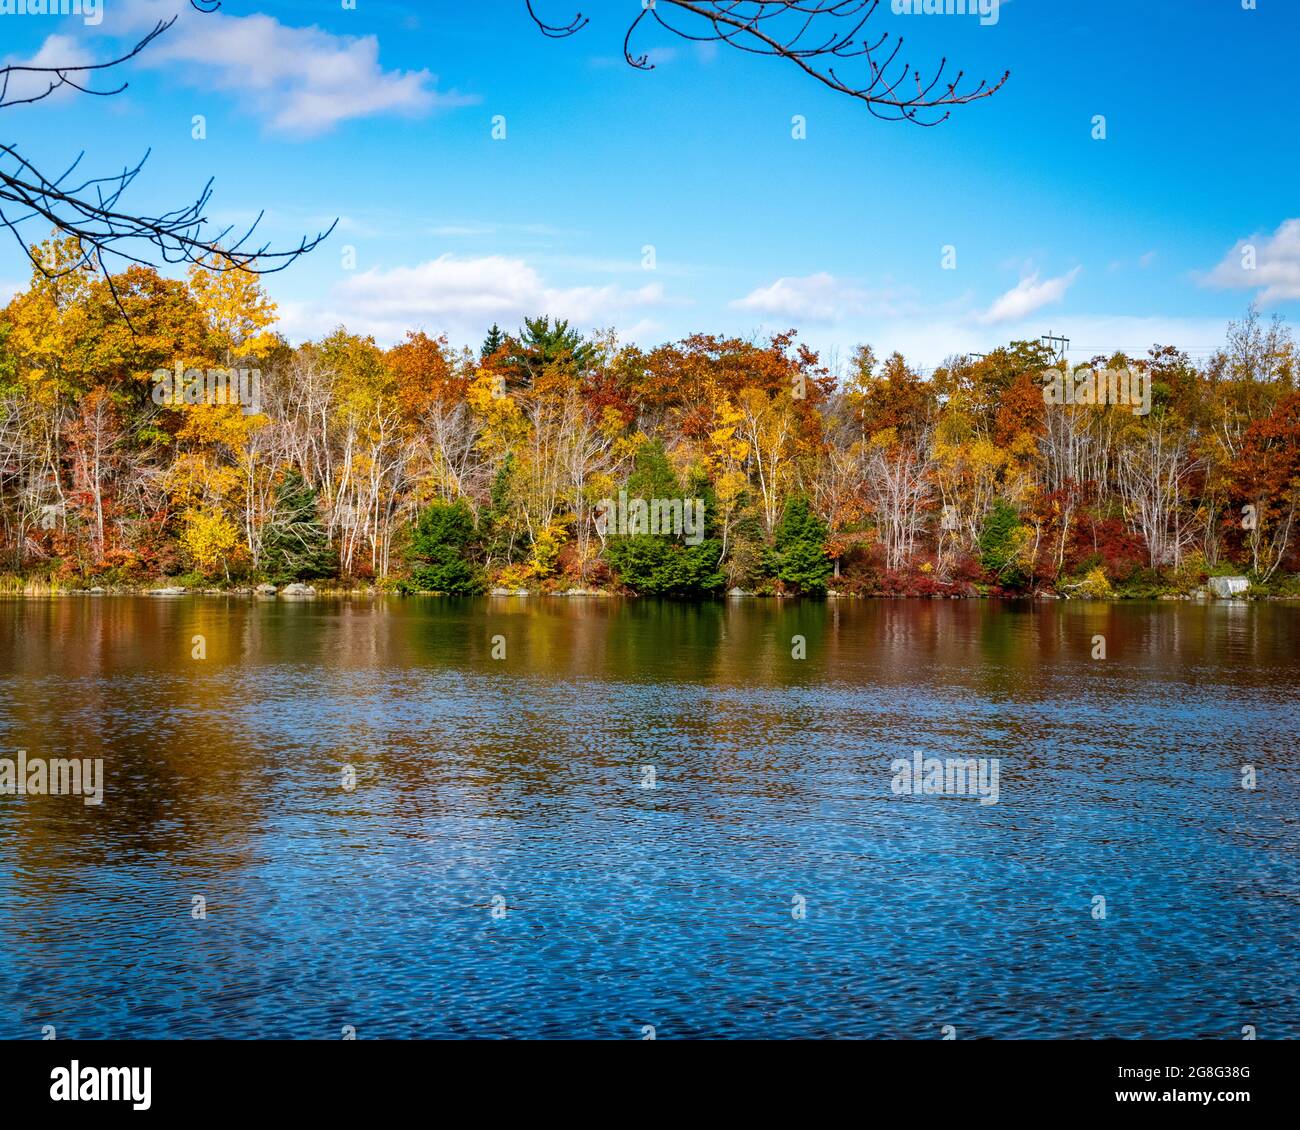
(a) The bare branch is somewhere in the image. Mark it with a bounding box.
[0,19,176,111]
[0,3,331,328]
[528,0,1009,125]
[526,0,589,38]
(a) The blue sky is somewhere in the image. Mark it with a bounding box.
[2,0,1297,371]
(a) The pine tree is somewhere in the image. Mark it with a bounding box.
[407,499,484,594]
[978,498,1026,585]
[481,323,505,361]
[764,495,833,595]
[604,442,725,596]
[260,470,336,582]
[505,315,596,385]
[481,453,519,567]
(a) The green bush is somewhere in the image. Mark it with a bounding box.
[764,495,833,595]
[979,498,1027,587]
[606,535,725,596]
[407,499,485,594]
[1114,567,1163,599]
[605,442,725,597]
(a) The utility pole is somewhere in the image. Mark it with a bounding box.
[1040,332,1069,365]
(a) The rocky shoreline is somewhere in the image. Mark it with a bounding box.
[2,581,1290,602]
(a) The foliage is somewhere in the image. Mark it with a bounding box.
[407,499,484,594]
[603,440,724,596]
[180,509,244,579]
[0,253,1296,599]
[605,534,725,597]
[1072,566,1113,599]
[260,470,336,583]
[481,323,506,361]
[978,498,1028,587]
[764,495,833,595]
[504,315,596,386]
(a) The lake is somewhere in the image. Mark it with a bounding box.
[0,596,1296,1039]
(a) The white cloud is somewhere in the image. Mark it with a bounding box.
[277,254,674,345]
[979,267,1081,324]
[643,47,680,67]
[1202,218,1300,304]
[102,1,470,136]
[0,35,95,106]
[731,272,915,323]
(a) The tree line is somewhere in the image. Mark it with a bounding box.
[1,237,1298,597]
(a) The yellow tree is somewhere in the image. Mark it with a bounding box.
[187,257,278,363]
[150,261,279,574]
[735,386,798,535]
[705,397,751,563]
[4,235,96,402]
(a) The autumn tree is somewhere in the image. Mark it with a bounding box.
[1232,392,1300,580]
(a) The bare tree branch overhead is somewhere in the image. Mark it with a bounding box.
[0,0,1004,311]
[528,0,1009,125]
[0,2,332,300]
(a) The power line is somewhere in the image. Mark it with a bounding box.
[1040,333,1070,364]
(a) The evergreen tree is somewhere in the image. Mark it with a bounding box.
[764,495,832,595]
[260,470,336,582]
[725,509,768,591]
[481,323,505,361]
[481,453,519,567]
[979,498,1027,586]
[626,438,679,500]
[407,499,485,594]
[506,315,597,385]
[604,442,725,597]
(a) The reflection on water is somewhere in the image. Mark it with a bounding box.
[0,596,1296,1039]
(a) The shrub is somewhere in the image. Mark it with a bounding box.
[1067,515,1147,582]
[1073,565,1113,599]
[978,499,1028,587]
[181,508,245,579]
[764,495,833,595]
[407,499,484,594]
[1168,551,1208,594]
[606,535,725,596]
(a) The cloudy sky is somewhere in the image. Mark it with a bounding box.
[2,0,1297,371]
